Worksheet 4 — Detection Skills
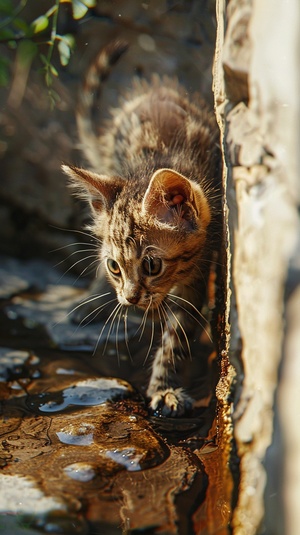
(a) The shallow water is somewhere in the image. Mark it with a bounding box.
[0,256,234,534]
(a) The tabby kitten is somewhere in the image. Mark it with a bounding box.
[63,41,220,417]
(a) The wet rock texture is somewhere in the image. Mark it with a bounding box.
[0,257,233,534]
[215,0,300,533]
[0,4,237,531]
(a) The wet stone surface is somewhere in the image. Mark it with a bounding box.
[0,257,232,534]
[0,1,236,531]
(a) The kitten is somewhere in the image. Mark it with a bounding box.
[63,41,221,417]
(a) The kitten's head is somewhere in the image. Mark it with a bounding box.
[63,165,211,309]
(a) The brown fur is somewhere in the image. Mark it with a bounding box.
[63,41,221,416]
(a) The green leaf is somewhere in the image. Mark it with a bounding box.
[58,39,70,66]
[39,53,47,66]
[61,0,95,20]
[45,69,53,87]
[45,4,58,18]
[71,0,88,20]
[49,63,58,76]
[48,87,60,108]
[59,33,75,49]
[56,33,75,66]
[82,0,96,7]
[31,14,49,35]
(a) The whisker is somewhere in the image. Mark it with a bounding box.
[51,242,98,254]
[95,258,107,278]
[52,293,114,332]
[143,303,155,366]
[167,293,208,324]
[187,262,208,287]
[156,303,166,341]
[55,254,100,282]
[137,304,151,342]
[68,301,116,340]
[159,302,176,370]
[167,296,207,328]
[76,298,117,328]
[144,244,166,256]
[94,302,122,356]
[123,308,133,363]
[163,300,192,360]
[115,305,124,365]
[74,258,101,280]
[189,254,224,269]
[93,303,117,355]
[102,303,123,356]
[133,301,150,340]
[50,225,102,246]
[55,248,99,267]
[200,258,224,268]
[66,292,112,318]
[167,293,212,343]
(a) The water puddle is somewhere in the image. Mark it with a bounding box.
[64,463,96,482]
[57,424,96,446]
[0,256,235,534]
[27,377,135,413]
[105,447,151,472]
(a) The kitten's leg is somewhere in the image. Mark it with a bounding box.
[147,315,194,417]
[147,279,210,417]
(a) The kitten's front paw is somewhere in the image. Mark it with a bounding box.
[149,388,193,417]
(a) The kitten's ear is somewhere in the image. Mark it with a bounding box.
[62,165,124,213]
[142,168,211,230]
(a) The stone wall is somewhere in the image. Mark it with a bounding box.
[214,0,300,533]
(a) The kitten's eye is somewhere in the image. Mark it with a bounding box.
[107,259,121,276]
[142,257,162,276]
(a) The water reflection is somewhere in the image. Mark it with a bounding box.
[0,256,234,534]
[27,377,134,413]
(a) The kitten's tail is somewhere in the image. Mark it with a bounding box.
[76,40,128,169]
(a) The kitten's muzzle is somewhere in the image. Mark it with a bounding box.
[120,293,151,309]
[121,285,142,306]
[125,295,140,305]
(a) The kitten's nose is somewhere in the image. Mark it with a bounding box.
[123,283,141,305]
[126,295,139,305]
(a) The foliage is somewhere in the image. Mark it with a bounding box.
[0,0,96,106]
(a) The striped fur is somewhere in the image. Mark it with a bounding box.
[63,41,221,417]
